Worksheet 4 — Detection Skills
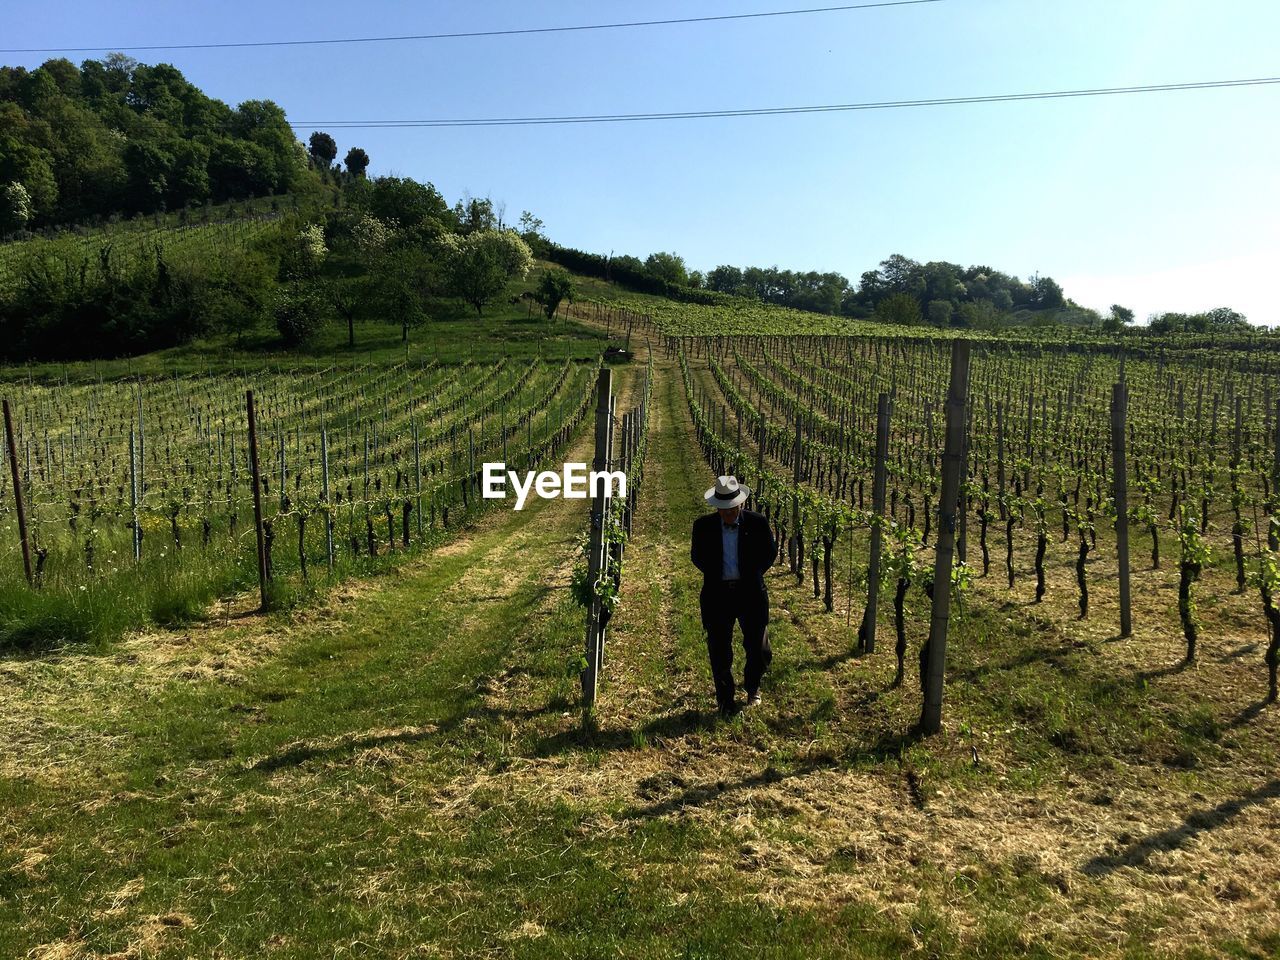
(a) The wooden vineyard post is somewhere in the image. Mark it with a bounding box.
[246,391,269,610]
[582,367,613,717]
[921,340,971,736]
[859,392,891,654]
[2,399,33,585]
[321,428,334,571]
[1112,381,1132,637]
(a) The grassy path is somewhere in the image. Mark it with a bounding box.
[3,346,1280,959]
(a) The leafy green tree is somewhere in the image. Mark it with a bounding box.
[645,251,688,285]
[518,210,544,242]
[874,292,922,326]
[957,299,1004,331]
[1102,304,1134,333]
[344,147,369,177]
[438,229,534,315]
[534,268,574,319]
[274,285,327,345]
[926,299,953,326]
[369,245,441,341]
[454,195,496,234]
[368,177,450,239]
[1030,275,1065,309]
[308,131,337,169]
[706,265,743,294]
[123,140,174,212]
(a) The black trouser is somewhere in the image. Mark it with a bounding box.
[700,581,771,711]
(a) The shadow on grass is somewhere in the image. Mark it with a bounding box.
[1136,659,1192,685]
[533,705,721,757]
[245,725,441,772]
[1228,698,1273,728]
[1080,779,1280,877]
[622,727,924,821]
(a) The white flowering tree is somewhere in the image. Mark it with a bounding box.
[437,229,533,315]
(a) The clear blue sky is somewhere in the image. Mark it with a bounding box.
[10,1,1280,323]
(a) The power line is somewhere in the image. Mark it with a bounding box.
[0,1,944,54]
[284,77,1280,128]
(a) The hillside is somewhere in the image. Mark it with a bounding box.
[0,57,342,231]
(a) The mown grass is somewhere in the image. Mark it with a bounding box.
[4,343,1280,957]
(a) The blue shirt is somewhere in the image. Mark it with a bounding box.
[721,520,740,581]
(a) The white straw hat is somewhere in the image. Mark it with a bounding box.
[704,475,750,508]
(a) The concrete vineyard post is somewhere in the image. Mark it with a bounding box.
[601,390,616,671]
[246,391,269,610]
[582,368,613,717]
[791,409,802,576]
[413,420,423,540]
[3,399,33,586]
[921,340,971,736]
[1112,381,1132,638]
[129,429,141,561]
[321,428,334,571]
[1273,399,1280,552]
[859,392,891,654]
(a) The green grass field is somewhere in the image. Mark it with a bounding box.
[2,290,1279,959]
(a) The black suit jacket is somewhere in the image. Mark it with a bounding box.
[691,509,778,599]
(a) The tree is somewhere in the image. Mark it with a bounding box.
[874,292,922,326]
[308,131,337,169]
[534,268,574,320]
[1103,304,1134,334]
[454,195,495,234]
[369,245,439,342]
[0,181,32,234]
[1029,275,1065,310]
[517,210,547,255]
[274,284,326,345]
[438,229,534,315]
[645,251,687,285]
[368,176,450,239]
[926,299,953,327]
[707,265,743,294]
[344,147,369,177]
[123,140,174,212]
[518,210,544,242]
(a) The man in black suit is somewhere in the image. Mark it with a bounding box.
[690,475,778,715]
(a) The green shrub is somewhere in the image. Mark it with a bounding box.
[274,285,327,344]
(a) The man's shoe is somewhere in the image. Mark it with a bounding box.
[745,692,762,709]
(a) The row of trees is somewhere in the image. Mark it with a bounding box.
[573,248,1253,332]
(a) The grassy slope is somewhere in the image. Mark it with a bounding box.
[2,291,1279,957]
[0,261,604,383]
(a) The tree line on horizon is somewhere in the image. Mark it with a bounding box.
[574,248,1252,334]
